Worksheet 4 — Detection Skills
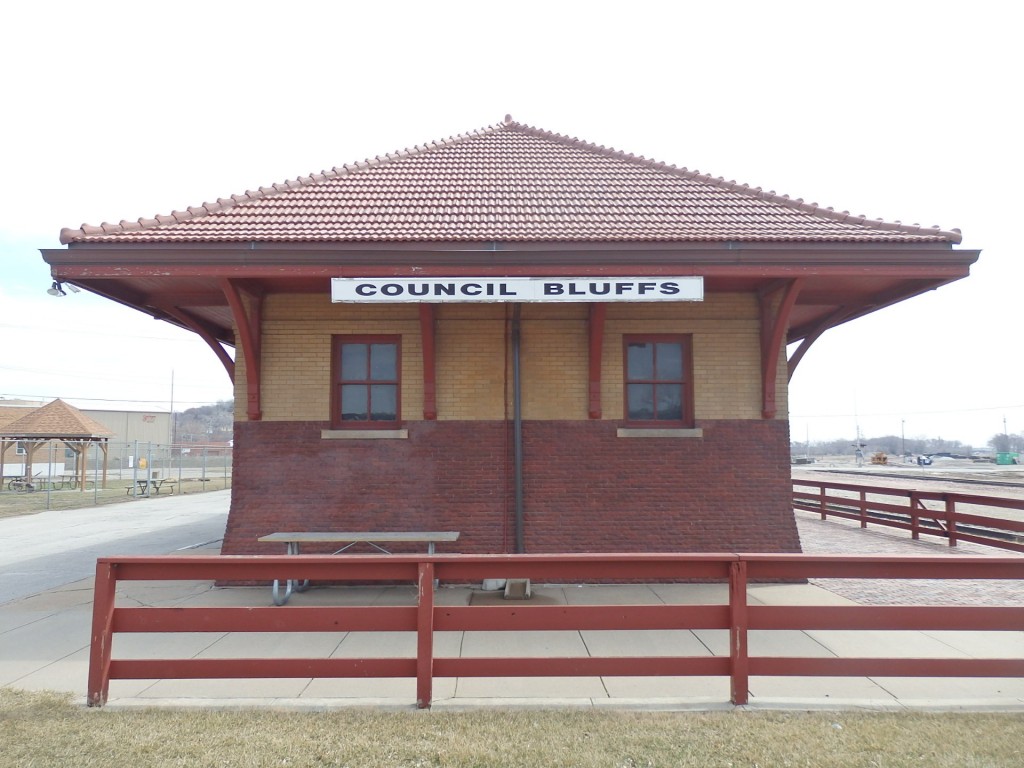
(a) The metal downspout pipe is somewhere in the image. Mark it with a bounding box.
[512,304,525,553]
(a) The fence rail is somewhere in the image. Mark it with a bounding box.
[793,479,1024,552]
[88,553,1024,708]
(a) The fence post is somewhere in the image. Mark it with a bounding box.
[87,561,118,707]
[946,496,958,547]
[909,491,920,540]
[130,440,139,497]
[819,485,827,520]
[859,490,868,528]
[416,561,435,709]
[729,560,749,706]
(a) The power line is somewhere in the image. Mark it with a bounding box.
[0,392,231,407]
[791,403,1024,419]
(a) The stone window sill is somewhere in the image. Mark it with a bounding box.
[616,428,703,439]
[321,429,409,440]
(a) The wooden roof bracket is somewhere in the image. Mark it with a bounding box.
[588,302,607,419]
[759,279,803,419]
[159,306,236,384]
[787,306,858,381]
[419,304,437,420]
[221,279,263,420]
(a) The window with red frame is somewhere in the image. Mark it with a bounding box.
[331,336,401,427]
[623,335,693,426]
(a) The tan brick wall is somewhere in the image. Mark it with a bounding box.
[233,293,787,422]
[435,304,507,420]
[237,296,423,422]
[520,304,589,420]
[602,294,785,421]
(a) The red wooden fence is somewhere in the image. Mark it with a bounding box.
[793,478,1024,552]
[88,553,1024,708]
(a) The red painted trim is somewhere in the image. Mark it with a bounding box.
[86,552,1024,709]
[416,562,435,708]
[221,279,262,420]
[622,334,695,427]
[87,561,116,707]
[113,606,417,633]
[329,335,402,429]
[433,605,729,631]
[759,279,803,418]
[787,307,855,380]
[48,262,976,280]
[434,657,732,678]
[750,657,1024,678]
[419,304,437,420]
[110,658,415,680]
[729,560,749,705]
[161,307,235,383]
[748,605,1022,631]
[793,478,1024,553]
[588,303,606,418]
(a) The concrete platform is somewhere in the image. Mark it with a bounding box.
[0,491,1022,711]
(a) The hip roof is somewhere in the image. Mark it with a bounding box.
[60,116,961,246]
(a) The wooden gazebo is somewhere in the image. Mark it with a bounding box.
[0,399,113,490]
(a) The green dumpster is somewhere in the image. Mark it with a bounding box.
[996,452,1019,465]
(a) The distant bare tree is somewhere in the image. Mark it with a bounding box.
[173,400,234,444]
[989,432,1023,453]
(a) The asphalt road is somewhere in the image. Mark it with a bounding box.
[0,490,229,605]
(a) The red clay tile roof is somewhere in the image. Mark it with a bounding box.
[60,116,961,245]
[0,399,114,439]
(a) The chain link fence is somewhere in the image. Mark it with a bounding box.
[0,441,232,513]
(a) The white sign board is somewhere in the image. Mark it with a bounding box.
[331,277,703,303]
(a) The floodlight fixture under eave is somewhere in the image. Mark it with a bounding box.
[47,281,66,297]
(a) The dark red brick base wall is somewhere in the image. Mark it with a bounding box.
[224,420,801,556]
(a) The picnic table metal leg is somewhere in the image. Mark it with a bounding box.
[290,542,310,593]
[271,578,291,606]
[272,542,310,605]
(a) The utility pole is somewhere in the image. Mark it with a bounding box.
[169,370,175,447]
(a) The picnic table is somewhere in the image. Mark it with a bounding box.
[126,478,175,495]
[257,531,460,605]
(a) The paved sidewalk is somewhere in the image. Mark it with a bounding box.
[796,512,1024,607]
[0,494,1021,711]
[0,489,230,605]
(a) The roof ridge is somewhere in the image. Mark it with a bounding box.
[59,115,962,245]
[59,118,513,245]
[503,118,963,245]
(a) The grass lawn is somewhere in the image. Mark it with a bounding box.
[2,689,1022,767]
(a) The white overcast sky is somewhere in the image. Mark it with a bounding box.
[0,1,1020,447]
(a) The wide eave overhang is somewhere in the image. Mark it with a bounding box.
[42,239,979,348]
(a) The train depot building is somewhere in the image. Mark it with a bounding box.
[43,117,978,556]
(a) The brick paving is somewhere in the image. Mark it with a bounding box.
[795,511,1024,606]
